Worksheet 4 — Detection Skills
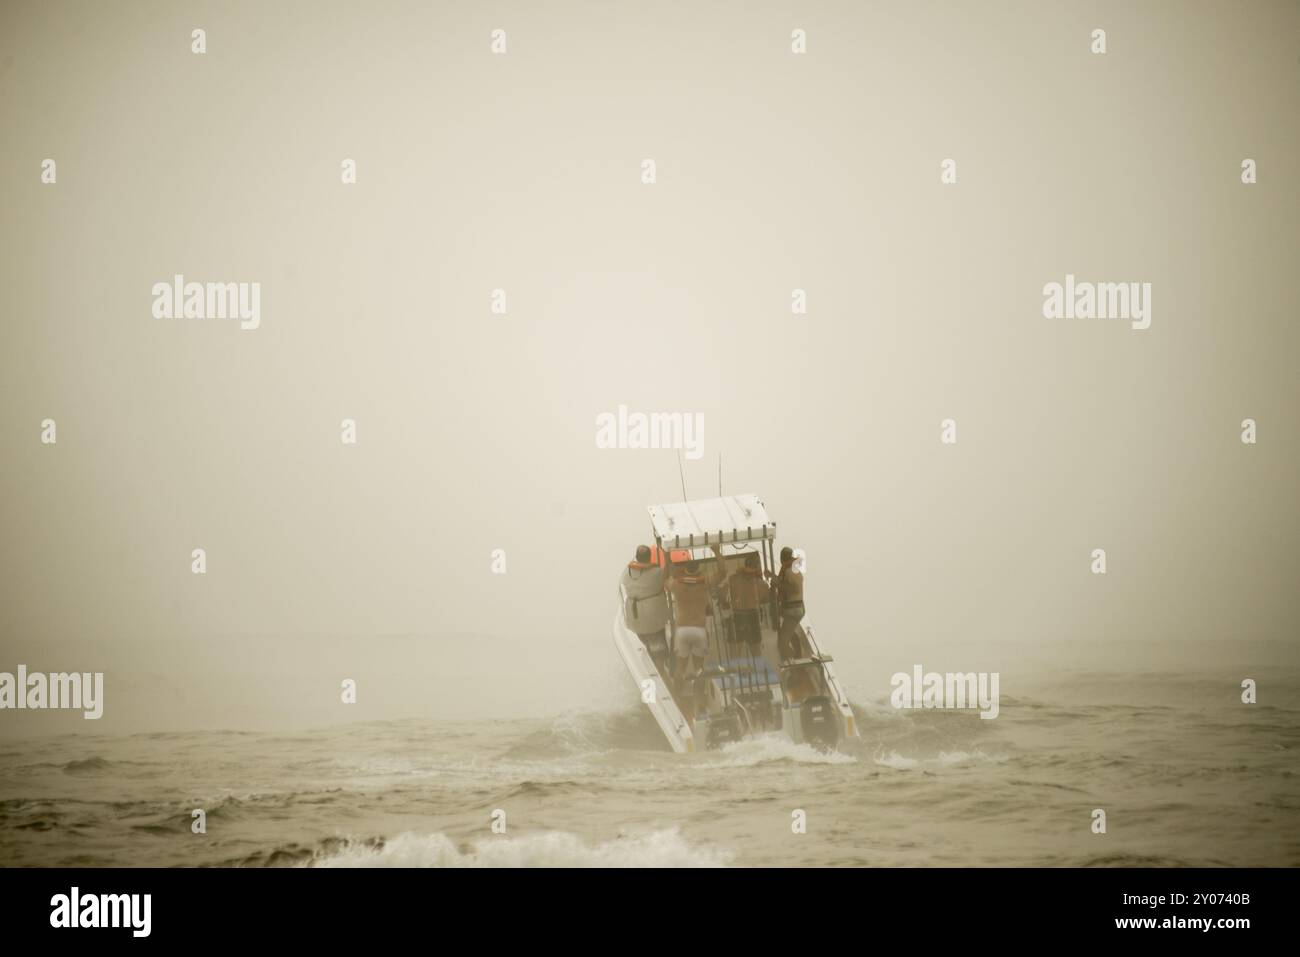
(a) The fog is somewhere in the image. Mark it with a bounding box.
[1,0,1297,735]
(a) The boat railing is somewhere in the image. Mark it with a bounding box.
[801,621,853,714]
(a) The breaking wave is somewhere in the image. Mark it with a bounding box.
[705,734,856,767]
[308,828,730,868]
[871,749,1004,770]
[500,708,672,759]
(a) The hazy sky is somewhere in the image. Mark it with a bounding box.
[1,1,1297,734]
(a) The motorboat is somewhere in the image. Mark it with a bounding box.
[613,494,858,752]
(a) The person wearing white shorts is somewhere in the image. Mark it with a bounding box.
[674,625,708,661]
[667,546,725,689]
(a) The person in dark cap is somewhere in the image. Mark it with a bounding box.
[621,545,670,666]
[776,545,806,662]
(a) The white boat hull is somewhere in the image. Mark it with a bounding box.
[612,607,697,753]
[614,595,857,752]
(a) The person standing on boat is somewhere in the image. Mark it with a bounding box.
[776,546,807,662]
[726,553,767,653]
[621,545,670,669]
[667,544,724,685]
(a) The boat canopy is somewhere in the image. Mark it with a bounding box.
[647,494,776,549]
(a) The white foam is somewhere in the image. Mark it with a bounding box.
[706,733,856,767]
[872,749,1000,769]
[310,828,731,868]
[872,750,919,769]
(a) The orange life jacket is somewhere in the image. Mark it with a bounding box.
[629,545,691,570]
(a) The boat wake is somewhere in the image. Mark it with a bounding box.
[502,701,1006,769]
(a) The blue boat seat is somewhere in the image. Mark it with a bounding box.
[711,658,780,690]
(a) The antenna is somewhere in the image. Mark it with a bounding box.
[676,449,688,502]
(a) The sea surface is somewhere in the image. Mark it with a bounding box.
[2,666,1297,867]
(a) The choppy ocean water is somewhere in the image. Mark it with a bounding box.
[1,666,1297,867]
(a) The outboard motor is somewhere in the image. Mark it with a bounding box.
[705,710,743,750]
[741,694,774,731]
[799,695,839,751]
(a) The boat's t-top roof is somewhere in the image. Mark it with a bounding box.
[647,494,776,549]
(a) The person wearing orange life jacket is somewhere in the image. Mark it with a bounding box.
[667,544,725,684]
[621,545,670,652]
[776,546,807,662]
[726,553,769,652]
